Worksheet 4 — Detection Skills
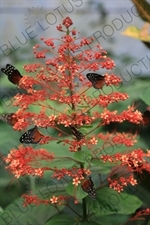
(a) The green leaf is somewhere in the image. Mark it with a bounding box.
[0,123,21,153]
[140,86,150,105]
[88,187,142,216]
[44,158,75,169]
[0,197,60,225]
[66,182,87,199]
[89,214,129,225]
[32,182,67,199]
[79,222,100,225]
[74,151,92,163]
[45,215,75,225]
[91,159,115,174]
[37,141,73,158]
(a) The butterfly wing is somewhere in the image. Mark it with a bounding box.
[142,110,150,125]
[32,129,45,143]
[70,126,85,141]
[86,73,105,89]
[19,126,44,144]
[0,113,17,126]
[81,177,96,199]
[1,64,23,85]
[20,126,36,144]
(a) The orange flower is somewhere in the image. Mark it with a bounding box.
[50,196,58,204]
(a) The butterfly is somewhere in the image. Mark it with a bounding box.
[69,126,85,141]
[1,64,23,85]
[81,176,96,199]
[0,113,17,126]
[19,126,45,144]
[142,110,150,125]
[86,73,105,89]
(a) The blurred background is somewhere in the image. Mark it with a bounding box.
[0,1,150,224]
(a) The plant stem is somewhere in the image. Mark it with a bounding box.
[80,160,88,220]
[82,197,87,220]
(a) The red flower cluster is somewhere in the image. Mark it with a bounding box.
[2,17,149,222]
[5,145,54,178]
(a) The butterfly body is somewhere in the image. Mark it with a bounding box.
[0,113,17,126]
[69,126,85,141]
[86,73,105,89]
[20,126,44,144]
[1,64,23,85]
[81,176,96,199]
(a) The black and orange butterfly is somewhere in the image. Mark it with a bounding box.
[1,64,23,85]
[81,176,96,199]
[142,110,150,126]
[86,73,105,89]
[69,126,85,141]
[0,113,17,126]
[19,126,45,144]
